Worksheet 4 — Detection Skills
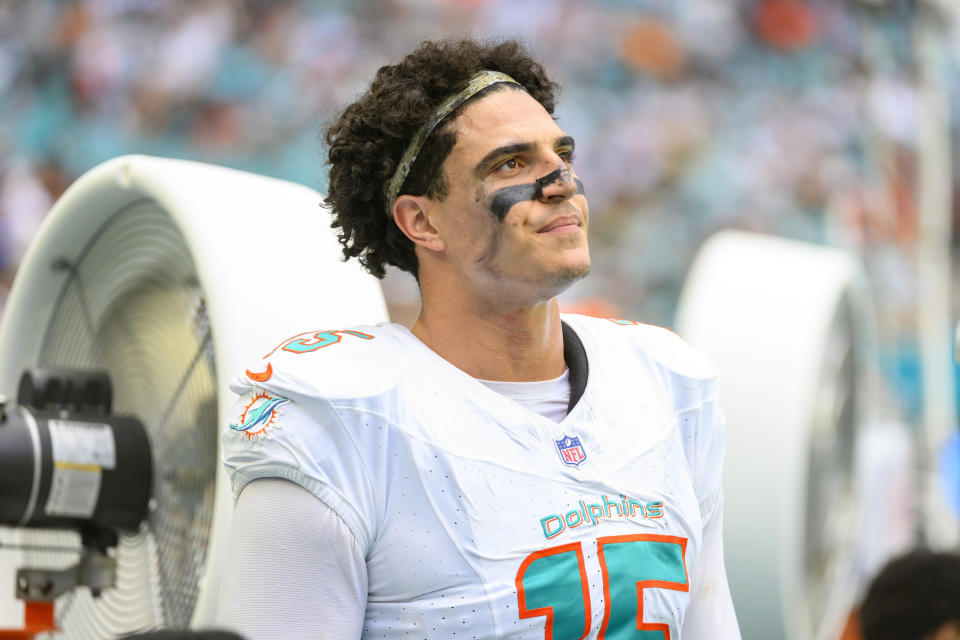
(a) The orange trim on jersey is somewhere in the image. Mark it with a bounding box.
[263,329,376,357]
[282,330,375,353]
[283,331,343,352]
[516,542,591,640]
[263,330,317,358]
[246,362,273,382]
[340,330,375,339]
[596,534,689,640]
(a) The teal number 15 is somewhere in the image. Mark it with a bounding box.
[515,534,689,640]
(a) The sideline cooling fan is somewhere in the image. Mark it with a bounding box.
[676,231,879,640]
[0,155,388,637]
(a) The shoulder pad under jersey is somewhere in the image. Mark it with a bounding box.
[563,314,718,382]
[231,323,402,400]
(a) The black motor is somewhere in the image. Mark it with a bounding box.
[0,369,152,544]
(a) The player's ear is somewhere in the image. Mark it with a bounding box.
[393,195,445,253]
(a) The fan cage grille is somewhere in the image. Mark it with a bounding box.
[24,200,218,638]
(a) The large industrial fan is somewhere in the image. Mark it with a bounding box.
[0,155,388,637]
[676,231,882,640]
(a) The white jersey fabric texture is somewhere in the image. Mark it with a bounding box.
[218,374,572,638]
[219,314,741,638]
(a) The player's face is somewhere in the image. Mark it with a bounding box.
[432,88,590,304]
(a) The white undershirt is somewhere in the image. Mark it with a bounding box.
[478,369,571,422]
[218,478,368,639]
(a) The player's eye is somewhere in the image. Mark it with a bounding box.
[558,149,576,164]
[497,157,521,172]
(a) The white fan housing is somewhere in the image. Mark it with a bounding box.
[676,230,879,640]
[0,155,388,636]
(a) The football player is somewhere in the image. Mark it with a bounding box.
[219,38,741,639]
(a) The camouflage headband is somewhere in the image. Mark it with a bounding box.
[383,70,522,217]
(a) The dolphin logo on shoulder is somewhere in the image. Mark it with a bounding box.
[230,391,289,440]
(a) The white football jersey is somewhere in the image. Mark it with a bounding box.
[221,314,738,638]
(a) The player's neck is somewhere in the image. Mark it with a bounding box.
[410,295,566,383]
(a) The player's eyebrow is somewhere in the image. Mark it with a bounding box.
[472,135,577,178]
[473,142,533,177]
[556,135,576,152]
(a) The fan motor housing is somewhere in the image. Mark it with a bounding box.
[0,370,152,537]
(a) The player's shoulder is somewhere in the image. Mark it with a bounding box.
[562,313,717,381]
[231,322,410,401]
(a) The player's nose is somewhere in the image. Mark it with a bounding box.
[537,166,578,204]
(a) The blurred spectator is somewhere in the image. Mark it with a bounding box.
[0,157,66,282]
[842,549,960,640]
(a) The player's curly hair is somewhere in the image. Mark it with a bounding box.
[323,38,559,279]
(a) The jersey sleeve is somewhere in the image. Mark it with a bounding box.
[625,320,728,509]
[220,374,380,553]
[681,490,742,639]
[679,391,728,514]
[220,325,396,553]
[639,326,738,635]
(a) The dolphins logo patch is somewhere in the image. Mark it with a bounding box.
[230,391,289,440]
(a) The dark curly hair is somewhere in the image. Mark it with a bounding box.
[323,39,560,279]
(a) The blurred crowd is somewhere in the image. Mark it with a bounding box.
[1,0,959,423]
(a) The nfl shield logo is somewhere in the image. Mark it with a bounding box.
[556,435,587,467]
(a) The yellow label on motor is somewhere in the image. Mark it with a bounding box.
[53,461,101,473]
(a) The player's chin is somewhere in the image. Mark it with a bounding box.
[559,245,590,274]
[522,262,589,303]
[545,258,591,290]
